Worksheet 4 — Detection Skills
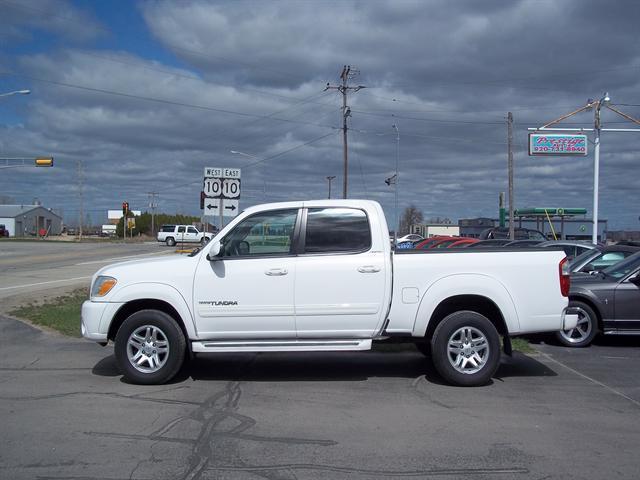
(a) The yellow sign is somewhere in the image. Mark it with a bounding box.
[35,157,54,167]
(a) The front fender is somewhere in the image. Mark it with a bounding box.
[104,282,197,338]
[412,274,520,336]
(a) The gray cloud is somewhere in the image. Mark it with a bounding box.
[0,0,639,230]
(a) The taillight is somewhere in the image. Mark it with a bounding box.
[559,257,570,297]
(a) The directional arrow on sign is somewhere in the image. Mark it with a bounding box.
[222,199,239,217]
[204,198,220,216]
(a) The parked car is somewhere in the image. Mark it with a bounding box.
[465,239,513,248]
[396,234,424,243]
[448,238,479,248]
[558,252,640,346]
[568,245,640,274]
[537,240,596,261]
[480,226,546,240]
[157,224,213,246]
[0,224,8,237]
[414,236,452,249]
[428,237,468,249]
[503,240,544,248]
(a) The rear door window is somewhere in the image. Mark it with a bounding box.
[304,208,371,254]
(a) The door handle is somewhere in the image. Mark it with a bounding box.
[357,265,381,273]
[265,268,288,276]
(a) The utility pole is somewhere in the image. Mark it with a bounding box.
[147,192,158,237]
[507,112,514,240]
[325,65,365,198]
[326,175,336,199]
[77,160,84,241]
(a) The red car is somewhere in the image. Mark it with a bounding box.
[448,238,479,248]
[414,236,452,249]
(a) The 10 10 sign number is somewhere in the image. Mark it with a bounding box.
[203,178,241,199]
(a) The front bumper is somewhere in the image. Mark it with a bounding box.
[81,300,123,342]
[562,308,579,331]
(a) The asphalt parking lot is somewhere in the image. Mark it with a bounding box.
[1,314,639,480]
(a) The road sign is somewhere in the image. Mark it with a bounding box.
[203,177,222,198]
[203,167,242,200]
[528,133,587,156]
[222,199,239,217]
[203,198,220,216]
[204,167,241,179]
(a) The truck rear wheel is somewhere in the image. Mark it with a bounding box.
[114,309,186,385]
[431,311,500,387]
[166,237,176,247]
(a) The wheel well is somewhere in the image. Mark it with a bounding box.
[568,295,602,329]
[424,295,508,340]
[108,299,188,341]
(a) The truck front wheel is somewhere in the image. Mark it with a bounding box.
[431,311,500,387]
[114,309,186,385]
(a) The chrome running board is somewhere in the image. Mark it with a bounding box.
[191,338,372,353]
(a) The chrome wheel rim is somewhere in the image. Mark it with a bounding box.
[559,307,592,344]
[447,326,490,374]
[126,325,170,373]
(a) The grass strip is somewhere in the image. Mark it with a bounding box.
[9,289,88,337]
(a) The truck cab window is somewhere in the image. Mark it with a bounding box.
[222,209,298,257]
[304,208,371,254]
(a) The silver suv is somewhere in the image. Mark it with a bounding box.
[156,225,213,246]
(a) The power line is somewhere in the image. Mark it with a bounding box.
[0,70,337,131]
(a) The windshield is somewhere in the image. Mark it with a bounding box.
[602,252,640,279]
[568,248,600,271]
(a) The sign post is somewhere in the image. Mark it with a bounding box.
[202,167,241,230]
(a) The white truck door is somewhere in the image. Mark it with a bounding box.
[186,226,199,242]
[295,207,387,338]
[193,208,300,338]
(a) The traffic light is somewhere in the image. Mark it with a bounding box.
[35,157,54,167]
[122,202,129,216]
[200,191,205,210]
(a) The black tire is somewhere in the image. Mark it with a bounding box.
[166,237,176,247]
[114,309,186,385]
[430,311,501,387]
[555,300,598,347]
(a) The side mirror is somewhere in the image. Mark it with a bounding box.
[206,241,222,261]
[628,274,640,286]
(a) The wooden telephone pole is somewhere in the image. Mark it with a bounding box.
[325,66,365,198]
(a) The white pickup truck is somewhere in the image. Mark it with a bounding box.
[82,200,577,386]
[156,224,213,246]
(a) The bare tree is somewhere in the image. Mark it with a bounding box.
[399,205,423,235]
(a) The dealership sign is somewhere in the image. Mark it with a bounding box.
[528,133,588,156]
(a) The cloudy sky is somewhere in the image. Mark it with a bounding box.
[1,0,639,230]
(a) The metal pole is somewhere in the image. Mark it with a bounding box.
[326,175,336,199]
[219,198,224,232]
[393,124,400,239]
[508,112,514,240]
[592,125,601,244]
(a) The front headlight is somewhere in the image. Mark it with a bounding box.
[91,276,117,298]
